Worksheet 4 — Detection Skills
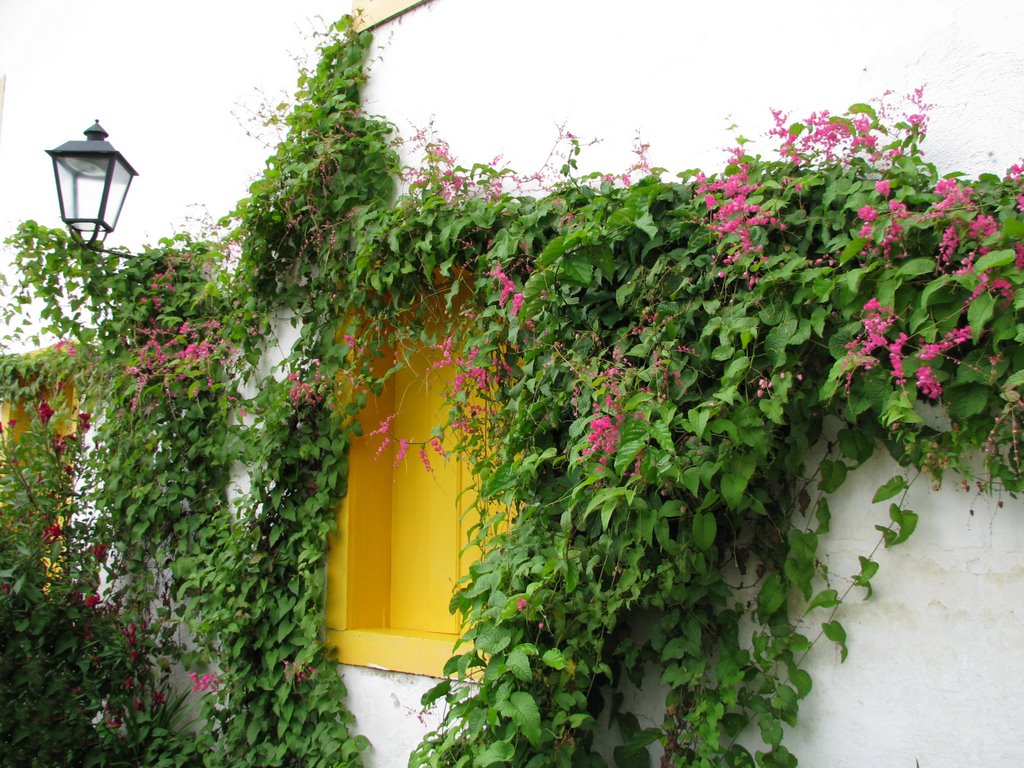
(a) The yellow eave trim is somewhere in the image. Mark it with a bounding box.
[328,627,461,678]
[351,0,432,30]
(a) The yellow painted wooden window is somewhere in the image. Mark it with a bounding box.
[326,333,476,677]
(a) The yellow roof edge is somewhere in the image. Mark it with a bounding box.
[351,0,433,31]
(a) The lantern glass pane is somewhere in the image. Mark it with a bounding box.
[55,154,112,224]
[104,159,134,231]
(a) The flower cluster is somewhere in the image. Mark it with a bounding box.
[770,88,931,169]
[697,148,780,265]
[283,659,316,685]
[188,671,221,693]
[122,319,237,412]
[577,350,635,472]
[489,265,525,318]
[286,364,329,408]
[845,298,973,400]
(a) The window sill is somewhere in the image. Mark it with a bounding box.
[328,627,463,678]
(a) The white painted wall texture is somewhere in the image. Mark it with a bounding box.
[353,1,1024,766]
[2,1,1023,766]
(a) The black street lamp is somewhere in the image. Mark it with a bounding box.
[47,120,138,246]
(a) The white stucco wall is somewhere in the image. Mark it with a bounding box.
[348,1,1024,766]
[360,0,1023,181]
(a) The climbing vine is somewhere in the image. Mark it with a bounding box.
[2,15,1023,768]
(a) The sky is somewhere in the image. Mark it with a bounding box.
[0,1,344,252]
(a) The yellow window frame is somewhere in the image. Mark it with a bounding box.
[326,313,479,678]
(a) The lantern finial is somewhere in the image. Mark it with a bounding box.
[84,121,108,142]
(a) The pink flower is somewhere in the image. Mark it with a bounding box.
[188,672,221,693]
[875,179,891,197]
[915,366,942,399]
[858,205,878,222]
[394,439,410,464]
[888,333,909,384]
[583,414,621,456]
[54,340,77,357]
[489,265,517,308]
[517,598,528,612]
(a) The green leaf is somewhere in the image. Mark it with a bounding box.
[635,210,658,239]
[896,258,936,277]
[757,573,786,620]
[720,456,755,509]
[822,620,848,662]
[509,691,542,747]
[474,740,515,766]
[853,556,879,598]
[788,665,813,699]
[946,383,990,420]
[1003,369,1024,391]
[559,256,593,287]
[476,625,512,655]
[849,102,877,119]
[887,504,919,546]
[650,419,674,451]
[614,742,652,768]
[421,680,451,707]
[246,717,261,746]
[839,237,868,263]
[815,497,831,534]
[974,248,1015,272]
[785,529,818,599]
[584,486,635,531]
[507,648,532,683]
[614,417,649,475]
[758,712,783,747]
[1002,218,1024,238]
[838,428,874,465]
[807,588,839,611]
[542,648,567,670]
[692,512,717,551]
[872,475,907,503]
[818,459,848,493]
[686,407,711,441]
[764,315,798,367]
[967,292,995,342]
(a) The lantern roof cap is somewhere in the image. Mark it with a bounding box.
[46,120,139,177]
